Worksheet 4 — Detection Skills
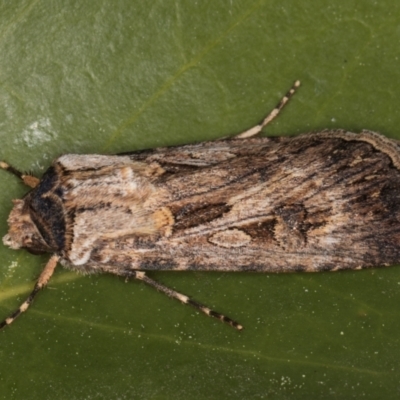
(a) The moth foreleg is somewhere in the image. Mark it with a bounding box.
[126,271,243,331]
[234,80,301,139]
[0,254,59,330]
[0,161,40,188]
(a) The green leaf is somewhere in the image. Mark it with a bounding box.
[1,1,400,398]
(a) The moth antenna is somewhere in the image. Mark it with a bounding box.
[0,255,59,330]
[131,271,243,330]
[0,161,40,188]
[235,80,301,139]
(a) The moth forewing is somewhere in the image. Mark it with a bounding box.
[2,80,400,332]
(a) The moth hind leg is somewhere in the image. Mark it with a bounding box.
[234,80,301,139]
[0,255,59,330]
[128,271,243,330]
[0,161,40,188]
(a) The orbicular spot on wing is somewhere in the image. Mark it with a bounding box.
[208,229,252,248]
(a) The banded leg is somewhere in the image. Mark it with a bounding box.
[0,254,59,330]
[0,161,40,188]
[127,271,243,330]
[235,80,301,139]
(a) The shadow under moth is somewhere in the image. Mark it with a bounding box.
[2,80,400,331]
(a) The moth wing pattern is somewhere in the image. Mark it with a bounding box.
[59,130,400,275]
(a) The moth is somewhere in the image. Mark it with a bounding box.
[2,80,400,331]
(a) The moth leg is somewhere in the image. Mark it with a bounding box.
[128,271,243,330]
[0,161,40,188]
[0,254,59,330]
[234,80,301,139]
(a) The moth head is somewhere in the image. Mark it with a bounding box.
[2,199,51,254]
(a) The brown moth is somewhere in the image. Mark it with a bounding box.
[2,80,400,331]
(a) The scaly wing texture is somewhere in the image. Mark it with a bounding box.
[58,132,400,273]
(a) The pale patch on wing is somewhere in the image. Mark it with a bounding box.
[58,154,133,170]
[209,229,251,248]
[68,206,173,265]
